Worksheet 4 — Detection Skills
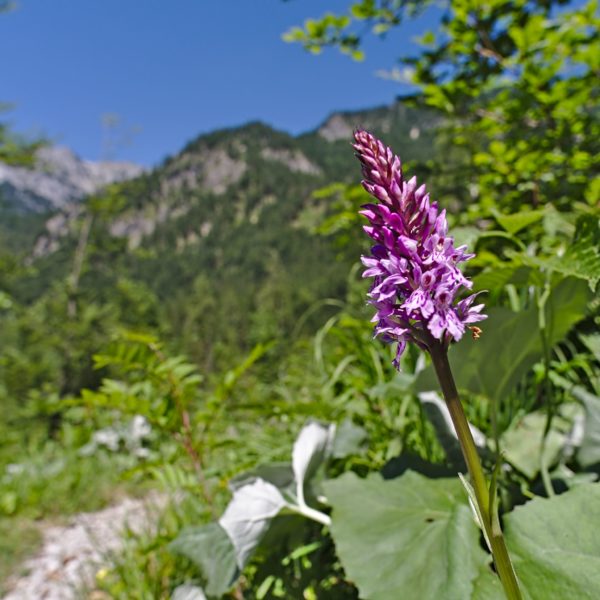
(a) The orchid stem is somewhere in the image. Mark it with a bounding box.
[428,342,522,600]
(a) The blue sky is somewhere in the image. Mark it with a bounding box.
[1,1,439,166]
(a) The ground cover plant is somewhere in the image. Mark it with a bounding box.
[0,0,598,598]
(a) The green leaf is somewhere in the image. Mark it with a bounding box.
[351,0,377,20]
[281,27,305,43]
[473,263,534,294]
[548,375,600,467]
[331,419,368,458]
[580,333,600,363]
[325,475,600,599]
[169,523,238,597]
[501,411,565,479]
[452,225,481,250]
[520,215,600,291]
[472,566,505,600]
[324,471,488,599]
[219,478,288,569]
[229,462,295,494]
[457,473,491,552]
[506,483,600,599]
[573,387,600,468]
[292,420,335,505]
[172,584,207,600]
[416,278,590,404]
[418,391,486,466]
[492,209,546,235]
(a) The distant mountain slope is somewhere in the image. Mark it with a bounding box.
[6,98,439,368]
[316,100,434,150]
[0,146,143,213]
[30,98,436,255]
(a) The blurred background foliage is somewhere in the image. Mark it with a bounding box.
[0,0,598,597]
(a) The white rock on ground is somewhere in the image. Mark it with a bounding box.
[2,494,164,600]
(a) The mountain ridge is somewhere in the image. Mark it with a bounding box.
[25,99,437,260]
[0,145,144,214]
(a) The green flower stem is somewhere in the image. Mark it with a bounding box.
[428,341,522,600]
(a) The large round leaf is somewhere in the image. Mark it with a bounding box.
[169,523,238,597]
[505,483,600,599]
[324,471,489,600]
[219,478,288,569]
[325,472,600,599]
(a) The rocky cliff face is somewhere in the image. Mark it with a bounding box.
[0,146,144,213]
[10,99,436,260]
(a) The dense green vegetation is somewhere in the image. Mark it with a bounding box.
[1,0,599,598]
[0,97,439,596]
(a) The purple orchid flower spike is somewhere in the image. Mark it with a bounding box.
[354,131,522,597]
[354,129,486,369]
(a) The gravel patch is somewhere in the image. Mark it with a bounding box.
[2,494,164,600]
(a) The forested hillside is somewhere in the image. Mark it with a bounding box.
[1,99,436,388]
